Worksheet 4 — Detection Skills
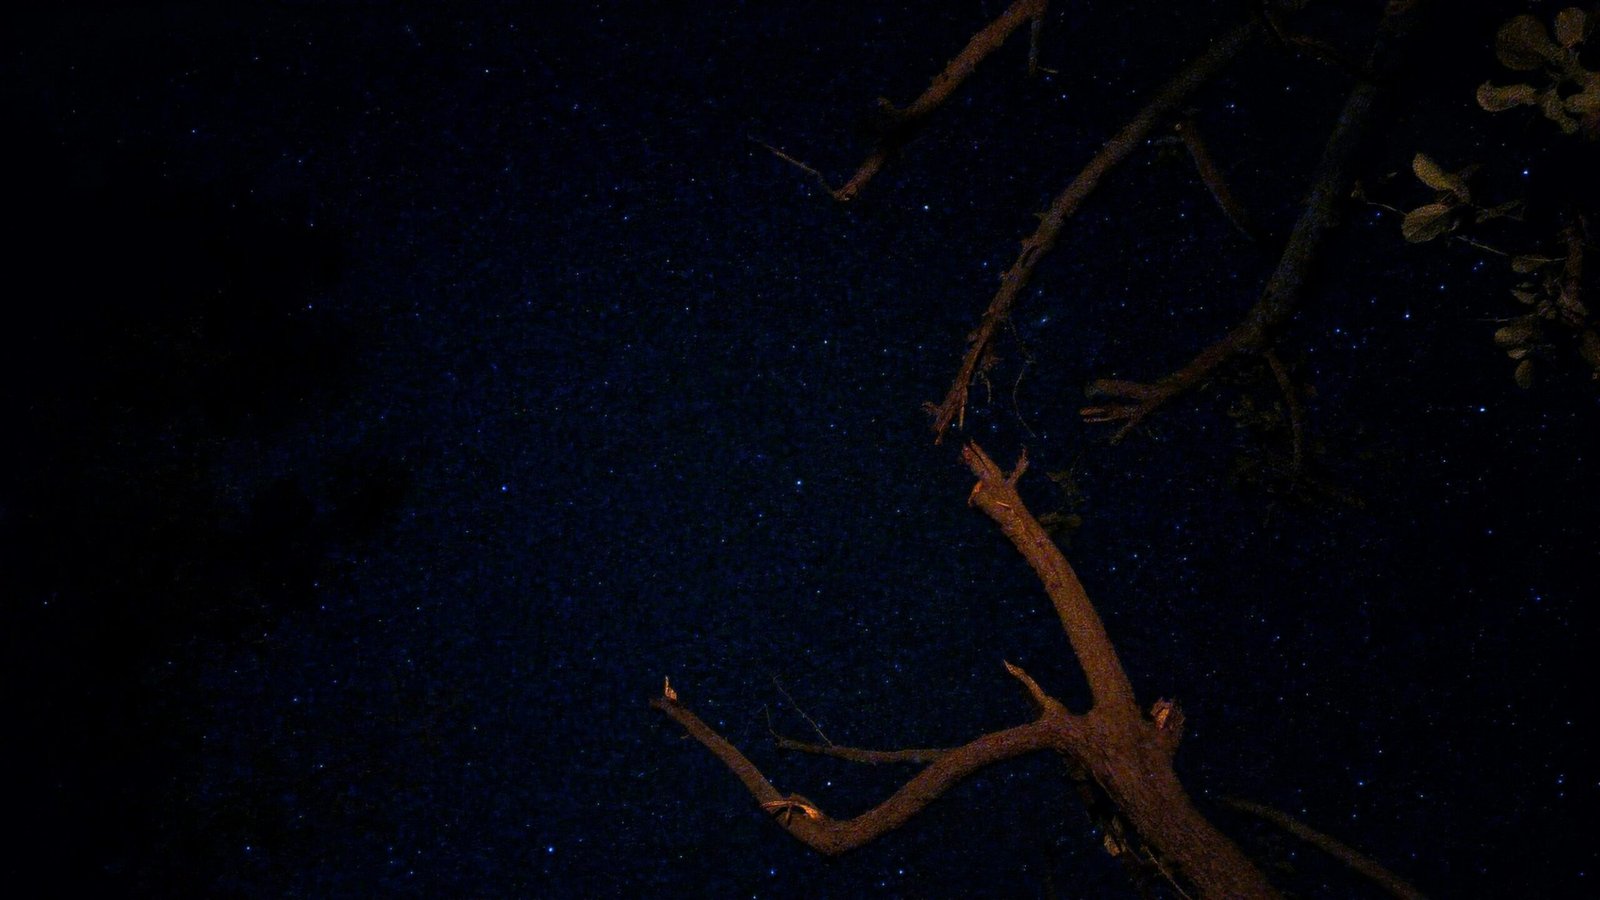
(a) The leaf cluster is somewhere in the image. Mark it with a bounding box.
[1399,153,1520,243]
[1398,150,1594,389]
[1495,252,1600,387]
[1477,9,1599,139]
[1387,10,1600,391]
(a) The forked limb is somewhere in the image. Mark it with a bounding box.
[1082,2,1426,440]
[928,20,1259,443]
[651,676,1067,856]
[654,442,1279,898]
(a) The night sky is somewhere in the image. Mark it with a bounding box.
[5,1,1597,897]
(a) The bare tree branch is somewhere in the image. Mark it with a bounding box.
[770,660,1059,764]
[928,20,1260,443]
[1176,114,1260,241]
[1082,1,1428,441]
[654,449,1282,897]
[652,687,1064,855]
[766,1,1049,201]
[774,734,948,765]
[1262,350,1305,475]
[1223,798,1428,900]
[830,0,1048,202]
[962,441,1137,712]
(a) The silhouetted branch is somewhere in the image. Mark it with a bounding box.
[1223,798,1427,900]
[1082,1,1427,441]
[1177,114,1260,241]
[1028,12,1045,78]
[1262,350,1305,475]
[1566,214,1600,375]
[1261,2,1375,81]
[769,0,1048,202]
[929,20,1260,443]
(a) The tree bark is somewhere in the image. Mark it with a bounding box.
[962,443,1279,898]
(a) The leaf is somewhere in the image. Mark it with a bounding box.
[1411,153,1470,200]
[1565,88,1600,115]
[1494,318,1538,347]
[1539,90,1580,132]
[1401,203,1456,242]
[1512,255,1557,272]
[1557,285,1588,317]
[1476,82,1537,111]
[1514,358,1535,389]
[1512,288,1540,305]
[1496,14,1559,70]
[1580,330,1600,370]
[1554,8,1587,49]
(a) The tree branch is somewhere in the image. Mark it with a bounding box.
[929,19,1259,443]
[1223,798,1428,900]
[826,0,1048,202]
[1176,114,1260,241]
[769,659,1062,764]
[961,441,1137,713]
[1082,1,1427,441]
[652,687,1064,855]
[774,734,948,765]
[655,453,1281,896]
[1262,350,1305,475]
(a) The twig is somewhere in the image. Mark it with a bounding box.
[753,138,835,195]
[1262,350,1304,475]
[1261,2,1375,81]
[1027,11,1044,78]
[775,734,947,765]
[1358,197,1517,256]
[1006,317,1040,437]
[771,674,834,746]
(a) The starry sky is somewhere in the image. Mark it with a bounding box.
[4,1,1596,897]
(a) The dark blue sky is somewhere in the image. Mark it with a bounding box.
[5,1,1595,897]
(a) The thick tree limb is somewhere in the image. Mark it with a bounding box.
[1223,798,1427,900]
[653,671,1279,897]
[651,685,1064,855]
[654,447,1281,897]
[1082,1,1426,441]
[929,20,1259,443]
[962,442,1137,712]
